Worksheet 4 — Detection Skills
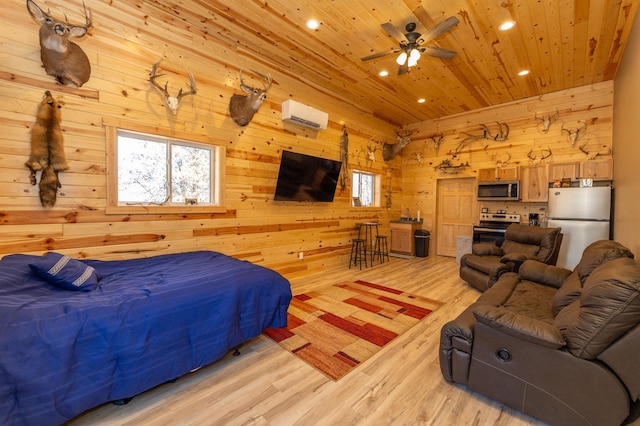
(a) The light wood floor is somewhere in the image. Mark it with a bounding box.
[69,255,552,425]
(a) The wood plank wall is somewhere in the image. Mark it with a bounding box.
[0,0,615,276]
[401,81,614,243]
[0,0,401,277]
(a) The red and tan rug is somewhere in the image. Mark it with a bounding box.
[264,280,444,380]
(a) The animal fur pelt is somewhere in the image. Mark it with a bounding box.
[25,91,69,208]
[39,166,61,208]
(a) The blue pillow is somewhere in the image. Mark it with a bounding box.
[29,252,101,291]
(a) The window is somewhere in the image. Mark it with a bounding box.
[105,121,225,214]
[352,170,380,207]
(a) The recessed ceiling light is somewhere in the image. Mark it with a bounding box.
[306,19,320,30]
[417,98,426,103]
[499,20,516,31]
[379,70,389,77]
[518,69,530,76]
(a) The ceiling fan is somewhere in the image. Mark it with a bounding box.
[361,16,460,75]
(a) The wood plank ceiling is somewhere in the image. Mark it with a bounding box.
[150,0,639,126]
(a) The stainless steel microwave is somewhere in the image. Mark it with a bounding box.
[477,180,520,201]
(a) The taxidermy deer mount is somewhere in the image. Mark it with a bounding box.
[579,143,612,160]
[383,129,413,161]
[26,0,92,87]
[452,122,509,157]
[561,122,587,145]
[229,70,272,126]
[428,132,445,150]
[527,147,552,164]
[535,109,559,133]
[149,59,197,114]
[25,91,69,208]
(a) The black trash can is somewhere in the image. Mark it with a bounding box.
[414,230,430,258]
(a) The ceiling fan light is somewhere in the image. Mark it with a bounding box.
[396,52,408,65]
[409,49,421,61]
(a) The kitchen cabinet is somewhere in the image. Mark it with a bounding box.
[390,221,423,256]
[580,158,613,180]
[520,164,549,202]
[549,162,579,182]
[477,167,518,181]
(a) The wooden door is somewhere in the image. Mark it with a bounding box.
[436,178,476,257]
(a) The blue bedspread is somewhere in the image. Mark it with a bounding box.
[0,251,291,425]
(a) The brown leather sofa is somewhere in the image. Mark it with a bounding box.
[460,223,563,292]
[440,240,640,426]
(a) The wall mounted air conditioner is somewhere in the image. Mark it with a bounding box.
[281,100,328,130]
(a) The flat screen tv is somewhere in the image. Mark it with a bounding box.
[274,150,342,202]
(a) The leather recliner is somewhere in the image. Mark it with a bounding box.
[440,240,640,426]
[460,223,563,292]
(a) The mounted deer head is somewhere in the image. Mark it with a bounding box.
[535,109,559,133]
[26,0,92,87]
[383,129,413,161]
[492,151,511,168]
[229,70,272,126]
[561,122,587,145]
[149,59,197,114]
[527,147,552,164]
[428,132,445,150]
[579,142,612,160]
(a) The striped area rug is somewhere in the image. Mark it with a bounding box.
[263,280,444,380]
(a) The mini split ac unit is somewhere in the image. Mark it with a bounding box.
[281,100,328,130]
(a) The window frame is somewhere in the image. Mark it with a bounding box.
[104,118,226,215]
[351,169,381,208]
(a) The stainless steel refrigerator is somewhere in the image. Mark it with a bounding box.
[547,186,612,270]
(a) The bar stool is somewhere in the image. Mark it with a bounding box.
[374,235,390,263]
[357,222,379,264]
[349,238,367,269]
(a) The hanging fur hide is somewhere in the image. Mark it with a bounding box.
[25,91,69,208]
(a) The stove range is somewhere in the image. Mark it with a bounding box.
[473,213,521,245]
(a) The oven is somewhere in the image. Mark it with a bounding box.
[473,213,521,246]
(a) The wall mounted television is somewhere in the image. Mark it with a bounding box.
[274,150,342,202]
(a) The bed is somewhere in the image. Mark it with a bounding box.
[0,250,292,426]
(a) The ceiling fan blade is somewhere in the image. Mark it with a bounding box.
[418,16,460,44]
[381,22,407,43]
[422,45,458,60]
[398,61,409,76]
[361,48,399,61]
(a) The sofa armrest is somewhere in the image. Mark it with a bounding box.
[518,260,572,289]
[472,243,503,256]
[472,305,565,349]
[500,252,537,272]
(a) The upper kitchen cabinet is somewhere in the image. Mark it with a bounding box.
[549,162,579,182]
[520,164,549,202]
[477,167,519,181]
[580,158,613,180]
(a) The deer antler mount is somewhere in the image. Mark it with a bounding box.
[561,122,587,145]
[535,109,559,133]
[149,59,197,114]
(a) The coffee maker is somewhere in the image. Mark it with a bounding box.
[529,213,539,226]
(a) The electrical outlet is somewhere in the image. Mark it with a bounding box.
[298,252,304,260]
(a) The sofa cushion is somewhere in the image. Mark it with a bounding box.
[554,257,640,359]
[502,280,557,323]
[520,261,571,289]
[472,243,503,256]
[500,239,540,257]
[473,305,565,348]
[552,272,583,316]
[462,255,509,276]
[574,240,635,284]
[503,224,561,262]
